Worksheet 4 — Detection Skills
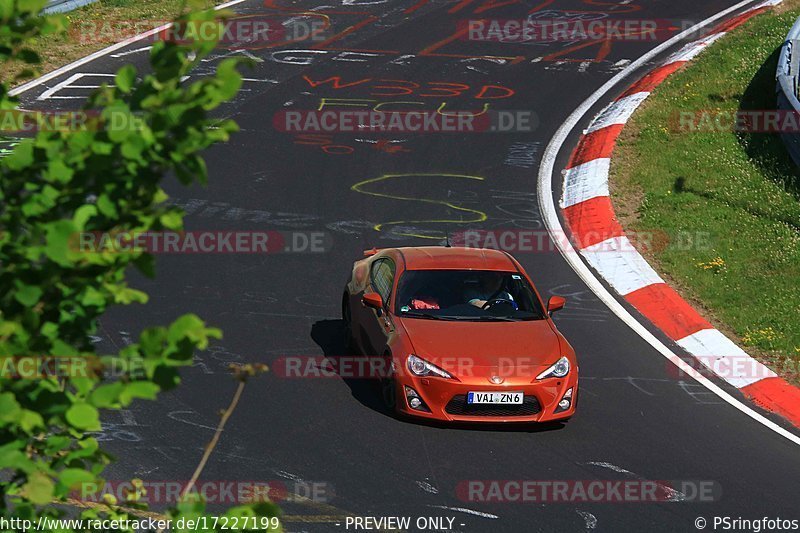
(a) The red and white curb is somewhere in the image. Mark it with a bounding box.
[560,0,800,428]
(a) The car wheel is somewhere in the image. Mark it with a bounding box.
[380,353,396,411]
[380,376,396,410]
[342,296,356,354]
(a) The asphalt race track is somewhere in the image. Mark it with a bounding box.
[15,0,800,531]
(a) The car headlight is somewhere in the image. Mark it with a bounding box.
[407,354,453,379]
[536,356,570,380]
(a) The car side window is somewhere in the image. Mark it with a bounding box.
[370,259,395,306]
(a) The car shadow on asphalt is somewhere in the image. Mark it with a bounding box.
[310,319,567,434]
[310,318,397,419]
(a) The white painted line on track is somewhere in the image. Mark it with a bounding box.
[427,505,499,519]
[38,72,115,100]
[9,0,248,98]
[537,0,800,447]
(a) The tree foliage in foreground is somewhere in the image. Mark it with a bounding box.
[0,0,278,529]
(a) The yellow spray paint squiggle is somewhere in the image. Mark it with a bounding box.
[351,173,487,239]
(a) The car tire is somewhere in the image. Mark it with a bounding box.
[380,353,396,411]
[342,295,356,354]
[380,377,396,411]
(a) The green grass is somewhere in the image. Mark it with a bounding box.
[612,2,800,382]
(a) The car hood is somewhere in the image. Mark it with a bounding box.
[397,317,563,373]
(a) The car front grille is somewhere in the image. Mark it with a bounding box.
[444,394,541,417]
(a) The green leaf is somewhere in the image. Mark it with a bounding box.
[159,210,183,230]
[19,410,44,432]
[106,285,148,305]
[22,472,55,505]
[80,286,105,307]
[139,327,166,357]
[120,381,159,404]
[90,382,123,408]
[59,468,96,489]
[0,392,21,424]
[45,159,74,182]
[115,64,137,93]
[14,282,42,306]
[71,377,94,396]
[91,141,113,155]
[3,139,34,170]
[167,313,206,343]
[96,194,118,218]
[0,443,35,473]
[215,58,243,100]
[65,402,100,431]
[44,219,78,266]
[73,204,97,230]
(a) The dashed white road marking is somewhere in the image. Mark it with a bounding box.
[576,510,597,530]
[427,505,498,519]
[110,46,152,58]
[415,480,439,494]
[582,462,686,502]
[10,0,248,98]
[584,461,630,474]
[38,72,115,100]
[276,470,304,481]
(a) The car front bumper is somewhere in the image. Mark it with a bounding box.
[394,372,578,423]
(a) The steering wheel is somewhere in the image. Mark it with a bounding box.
[481,298,518,310]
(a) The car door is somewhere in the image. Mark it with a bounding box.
[362,258,396,356]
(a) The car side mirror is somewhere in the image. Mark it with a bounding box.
[547,296,566,315]
[362,292,384,311]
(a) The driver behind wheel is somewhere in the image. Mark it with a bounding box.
[465,273,516,309]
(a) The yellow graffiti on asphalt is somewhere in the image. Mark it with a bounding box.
[351,173,487,239]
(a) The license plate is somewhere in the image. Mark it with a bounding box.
[467,391,524,405]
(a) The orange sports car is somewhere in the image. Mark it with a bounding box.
[342,246,578,423]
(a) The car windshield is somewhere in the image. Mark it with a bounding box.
[395,270,546,321]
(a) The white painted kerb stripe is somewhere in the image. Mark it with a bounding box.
[585,92,650,134]
[677,329,777,388]
[663,33,727,65]
[581,236,665,295]
[561,158,611,208]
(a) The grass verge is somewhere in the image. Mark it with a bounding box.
[612,1,800,384]
[4,0,222,86]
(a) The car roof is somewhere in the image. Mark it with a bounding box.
[394,246,518,271]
